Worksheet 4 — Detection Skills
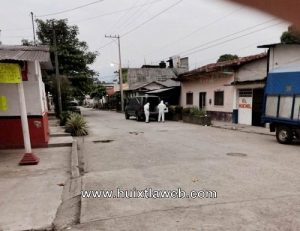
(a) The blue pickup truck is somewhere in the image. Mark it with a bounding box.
[262,69,300,144]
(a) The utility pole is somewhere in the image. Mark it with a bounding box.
[52,22,62,116]
[105,34,124,112]
[30,12,36,45]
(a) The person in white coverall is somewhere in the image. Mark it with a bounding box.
[144,102,150,123]
[157,100,167,122]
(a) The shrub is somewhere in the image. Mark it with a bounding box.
[182,107,192,115]
[175,105,183,113]
[65,113,88,136]
[183,107,206,116]
[60,111,71,126]
[168,105,176,114]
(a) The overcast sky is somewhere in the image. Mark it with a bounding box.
[0,0,289,82]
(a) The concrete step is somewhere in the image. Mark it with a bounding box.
[48,136,73,148]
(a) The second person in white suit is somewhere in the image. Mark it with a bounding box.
[157,100,167,122]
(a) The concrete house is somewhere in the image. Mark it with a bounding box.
[0,45,51,149]
[178,53,267,123]
[258,43,300,72]
[126,57,189,105]
[232,54,267,126]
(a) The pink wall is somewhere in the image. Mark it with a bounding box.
[180,74,235,112]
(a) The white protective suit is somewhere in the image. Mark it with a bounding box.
[144,102,150,123]
[157,100,167,122]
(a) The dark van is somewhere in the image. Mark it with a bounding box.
[125,95,160,121]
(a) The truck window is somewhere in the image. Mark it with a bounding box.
[265,96,278,117]
[293,96,300,120]
[279,96,293,119]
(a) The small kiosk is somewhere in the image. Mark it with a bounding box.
[0,45,52,164]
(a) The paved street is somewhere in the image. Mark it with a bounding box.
[75,108,300,230]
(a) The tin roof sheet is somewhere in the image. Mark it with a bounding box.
[0,45,51,68]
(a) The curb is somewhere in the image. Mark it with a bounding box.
[211,125,274,136]
[71,140,80,179]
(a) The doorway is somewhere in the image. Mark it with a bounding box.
[252,88,264,127]
[199,92,206,109]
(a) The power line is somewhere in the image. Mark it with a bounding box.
[183,22,284,57]
[108,0,141,35]
[145,5,244,56]
[98,0,183,50]
[72,0,164,24]
[169,18,278,58]
[121,0,183,37]
[117,0,155,34]
[36,0,104,17]
[1,0,164,33]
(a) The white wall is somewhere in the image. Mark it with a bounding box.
[269,45,300,71]
[180,74,234,112]
[236,58,267,82]
[0,61,46,116]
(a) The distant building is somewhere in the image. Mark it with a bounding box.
[126,56,189,105]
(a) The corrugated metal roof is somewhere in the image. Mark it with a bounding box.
[131,79,180,90]
[178,53,267,81]
[0,45,51,68]
[146,87,175,94]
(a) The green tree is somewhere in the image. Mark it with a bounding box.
[90,84,106,99]
[35,19,98,107]
[280,25,300,44]
[21,39,34,46]
[217,54,239,62]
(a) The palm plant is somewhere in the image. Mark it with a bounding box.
[65,113,88,136]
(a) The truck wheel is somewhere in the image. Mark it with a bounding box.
[136,113,141,121]
[125,112,129,120]
[276,126,293,144]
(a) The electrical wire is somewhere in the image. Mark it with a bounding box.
[117,0,154,34]
[149,18,279,64]
[183,22,284,57]
[108,0,141,35]
[121,0,183,37]
[98,0,183,49]
[152,18,277,63]
[36,0,104,17]
[145,5,244,56]
[72,0,164,24]
[177,18,278,57]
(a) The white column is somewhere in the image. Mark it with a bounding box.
[17,82,32,153]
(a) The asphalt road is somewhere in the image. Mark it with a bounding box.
[73,108,300,231]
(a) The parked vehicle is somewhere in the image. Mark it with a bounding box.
[262,69,300,144]
[66,101,81,114]
[125,95,160,121]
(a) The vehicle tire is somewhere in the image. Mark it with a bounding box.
[125,112,129,120]
[136,112,141,121]
[276,126,293,144]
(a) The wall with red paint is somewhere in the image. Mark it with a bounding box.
[0,113,49,149]
[0,61,49,149]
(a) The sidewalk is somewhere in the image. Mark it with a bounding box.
[0,146,71,231]
[211,120,274,136]
[0,117,74,231]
